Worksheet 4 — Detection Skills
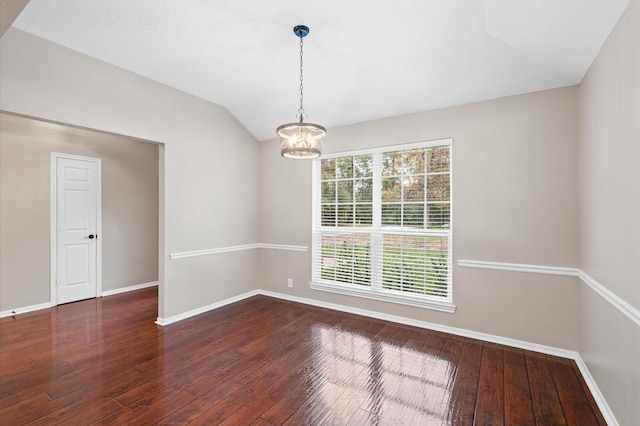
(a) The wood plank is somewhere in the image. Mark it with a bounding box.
[446,339,483,425]
[570,360,608,426]
[475,343,505,425]
[26,399,123,426]
[504,348,536,425]
[548,356,605,426]
[526,352,568,425]
[259,380,311,425]
[220,359,325,426]
[153,398,217,425]
[119,390,197,426]
[0,370,148,425]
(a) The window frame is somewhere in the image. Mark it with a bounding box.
[310,138,455,313]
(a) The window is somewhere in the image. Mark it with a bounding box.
[311,139,454,312]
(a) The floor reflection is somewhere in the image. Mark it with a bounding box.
[308,324,454,424]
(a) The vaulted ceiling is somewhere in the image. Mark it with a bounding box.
[8,0,630,140]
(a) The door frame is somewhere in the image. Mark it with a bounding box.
[50,152,103,306]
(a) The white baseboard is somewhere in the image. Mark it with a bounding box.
[258,290,577,358]
[573,354,619,425]
[153,287,578,359]
[0,301,54,318]
[155,290,260,326]
[101,281,158,297]
[1,281,158,318]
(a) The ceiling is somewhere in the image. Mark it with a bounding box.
[9,0,630,141]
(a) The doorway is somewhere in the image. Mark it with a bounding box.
[0,112,159,317]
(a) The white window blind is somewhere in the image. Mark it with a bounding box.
[311,139,454,312]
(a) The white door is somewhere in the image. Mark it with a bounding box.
[54,155,101,304]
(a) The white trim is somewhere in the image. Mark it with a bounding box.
[457,259,576,276]
[577,270,640,328]
[155,290,260,326]
[458,259,640,328]
[0,282,158,319]
[258,243,308,252]
[312,141,454,311]
[321,137,453,158]
[310,281,456,313]
[259,290,572,356]
[50,153,103,306]
[0,302,54,318]
[101,281,158,297]
[50,155,56,305]
[169,244,260,259]
[257,289,618,426]
[169,243,308,260]
[573,354,620,426]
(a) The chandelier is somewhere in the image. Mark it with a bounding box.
[277,25,326,159]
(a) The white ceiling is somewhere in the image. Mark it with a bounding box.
[11,0,630,141]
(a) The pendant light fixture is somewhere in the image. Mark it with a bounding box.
[277,25,326,159]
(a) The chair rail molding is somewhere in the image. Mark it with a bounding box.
[458,259,640,328]
[169,243,308,260]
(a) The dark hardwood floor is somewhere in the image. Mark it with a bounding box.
[0,287,606,425]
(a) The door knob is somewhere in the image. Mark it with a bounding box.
[88,234,95,239]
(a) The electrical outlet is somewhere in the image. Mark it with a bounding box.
[287,278,293,288]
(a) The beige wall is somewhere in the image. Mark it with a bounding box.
[259,86,582,350]
[0,29,260,318]
[0,113,159,310]
[579,0,640,309]
[578,0,640,424]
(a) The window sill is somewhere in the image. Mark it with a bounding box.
[309,280,456,313]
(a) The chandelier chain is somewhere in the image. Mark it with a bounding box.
[298,36,305,120]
